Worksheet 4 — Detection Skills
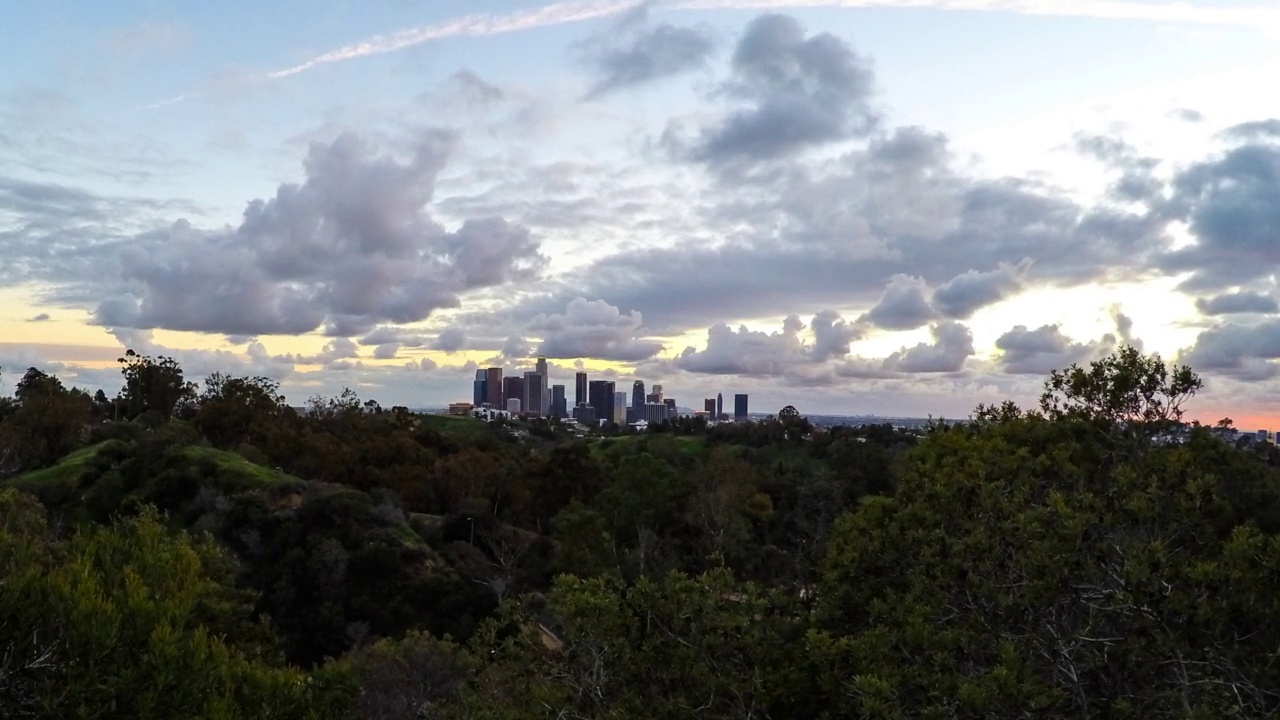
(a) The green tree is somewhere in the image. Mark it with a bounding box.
[117,349,195,422]
[195,372,288,449]
[0,368,92,472]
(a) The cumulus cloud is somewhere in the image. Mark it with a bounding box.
[995,324,1114,375]
[1195,291,1279,316]
[431,326,468,352]
[674,314,805,375]
[883,321,974,373]
[684,14,877,163]
[502,335,531,359]
[1179,319,1280,380]
[533,297,664,362]
[861,275,935,330]
[810,309,861,360]
[90,131,545,337]
[1219,119,1280,142]
[579,8,715,99]
[932,260,1031,319]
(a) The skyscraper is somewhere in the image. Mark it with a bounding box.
[523,371,545,417]
[473,369,486,407]
[704,398,715,416]
[575,371,588,407]
[536,356,548,379]
[551,385,567,418]
[502,376,524,406]
[589,380,615,426]
[485,367,503,407]
[652,384,663,402]
[664,398,677,419]
[631,380,645,415]
[613,393,627,424]
[717,393,723,420]
[734,393,748,421]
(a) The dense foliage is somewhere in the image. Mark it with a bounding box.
[4,348,1280,718]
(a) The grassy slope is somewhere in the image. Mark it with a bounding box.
[3,442,107,494]
[418,413,493,443]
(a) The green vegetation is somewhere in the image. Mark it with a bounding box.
[5,348,1280,718]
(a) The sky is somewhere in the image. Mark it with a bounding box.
[4,1,1280,426]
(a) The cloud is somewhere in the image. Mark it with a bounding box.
[1170,108,1205,123]
[532,297,664,361]
[810,309,861,360]
[89,130,544,337]
[933,261,1030,319]
[995,324,1115,375]
[684,14,878,163]
[502,335,531,359]
[1219,119,1280,142]
[26,313,50,322]
[1179,319,1280,380]
[1195,291,1279,316]
[674,314,805,375]
[883,321,973,373]
[431,326,468,352]
[1161,141,1280,292]
[861,275,935,330]
[580,11,716,99]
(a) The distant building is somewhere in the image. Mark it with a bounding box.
[536,356,549,379]
[473,370,486,407]
[631,381,645,416]
[503,376,525,406]
[551,385,567,418]
[589,380,616,426]
[448,402,473,415]
[644,403,666,424]
[485,367,503,408]
[524,372,545,417]
[704,398,716,415]
[614,391,627,424]
[646,392,661,404]
[717,393,723,420]
[664,398,677,419]
[543,387,551,418]
[573,402,596,424]
[652,384,664,402]
[1258,429,1271,444]
[575,371,588,407]
[734,393,748,421]
[506,398,521,413]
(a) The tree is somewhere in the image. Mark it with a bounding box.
[117,350,194,421]
[1039,345,1202,429]
[0,368,92,472]
[194,372,287,449]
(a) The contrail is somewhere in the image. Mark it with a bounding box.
[143,0,1275,109]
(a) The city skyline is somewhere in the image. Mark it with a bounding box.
[6,3,1280,426]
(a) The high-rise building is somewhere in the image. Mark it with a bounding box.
[717,393,723,420]
[506,398,521,414]
[574,402,596,424]
[543,387,552,418]
[523,372,545,417]
[589,380,615,426]
[485,367,503,408]
[536,356,548,379]
[653,384,663,402]
[575,371,588,407]
[473,369,486,407]
[631,381,645,415]
[664,398,677,419]
[704,398,716,415]
[734,393,749,421]
[502,376,524,406]
[551,385,567,418]
[644,403,667,423]
[613,392,627,424]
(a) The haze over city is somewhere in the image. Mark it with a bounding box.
[5,1,1280,426]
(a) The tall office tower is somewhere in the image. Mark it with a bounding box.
[645,403,666,424]
[575,371,588,407]
[734,393,748,421]
[646,391,661,404]
[704,398,716,415]
[523,372,545,417]
[502,376,525,406]
[664,398,676,419]
[631,381,645,414]
[652,384,663,402]
[485,367,503,407]
[574,403,596,424]
[589,380,615,426]
[613,393,627,424]
[717,393,723,420]
[473,369,486,407]
[543,387,551,418]
[536,356,548,379]
[551,385,567,418]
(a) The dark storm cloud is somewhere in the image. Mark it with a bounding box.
[995,324,1114,375]
[684,14,877,163]
[88,130,545,337]
[1194,291,1279,316]
[532,298,664,362]
[1161,142,1280,292]
[579,14,716,100]
[861,275,935,330]
[1219,119,1280,142]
